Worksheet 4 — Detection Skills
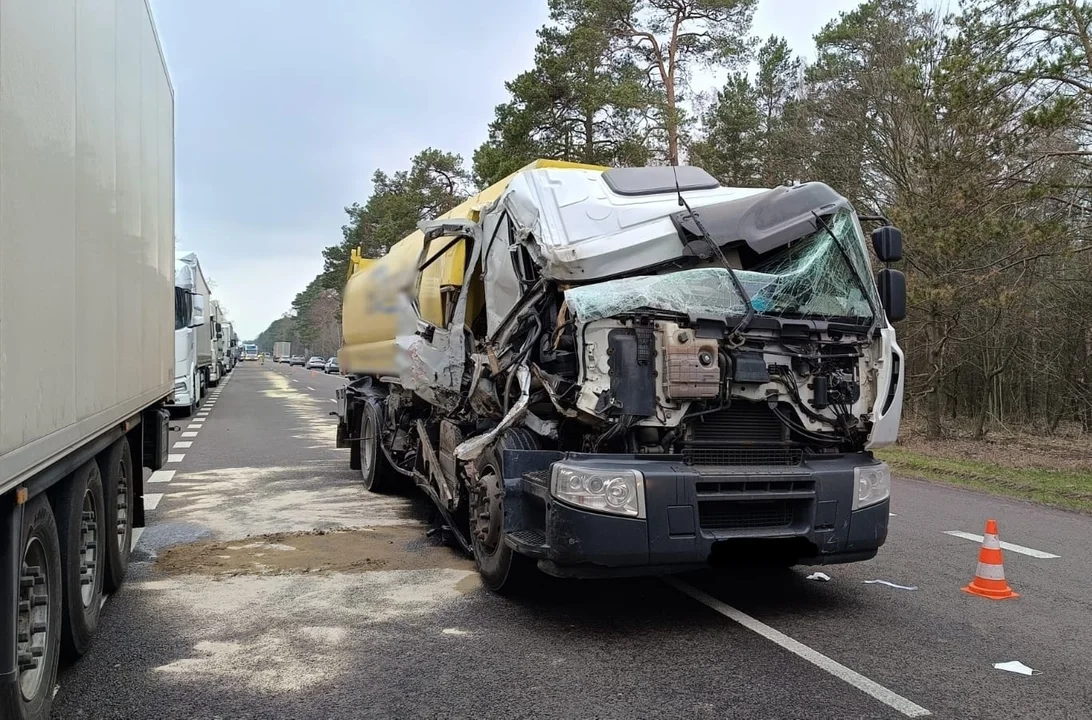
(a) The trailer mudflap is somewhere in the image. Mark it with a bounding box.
[143,407,170,471]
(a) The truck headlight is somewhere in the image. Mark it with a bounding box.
[853,462,890,510]
[550,463,645,519]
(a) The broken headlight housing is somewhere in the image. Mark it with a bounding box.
[853,462,891,510]
[550,463,646,519]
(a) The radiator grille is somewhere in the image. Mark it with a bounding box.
[686,447,802,467]
[696,478,815,495]
[698,500,797,530]
[685,403,797,466]
[689,403,784,443]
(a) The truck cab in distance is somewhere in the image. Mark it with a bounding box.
[169,252,212,416]
[336,161,906,592]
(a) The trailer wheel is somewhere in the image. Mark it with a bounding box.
[358,402,396,493]
[55,462,106,661]
[100,437,134,593]
[10,495,62,720]
[470,430,540,594]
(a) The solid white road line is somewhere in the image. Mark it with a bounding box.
[149,470,175,484]
[167,453,185,463]
[174,441,193,448]
[131,527,144,550]
[664,578,931,718]
[943,531,1059,559]
[181,431,199,438]
[144,493,163,510]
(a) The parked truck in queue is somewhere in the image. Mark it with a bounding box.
[335,160,907,593]
[169,252,213,416]
[0,1,175,716]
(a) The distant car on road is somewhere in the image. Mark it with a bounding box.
[305,356,325,370]
[324,357,339,374]
[289,355,305,367]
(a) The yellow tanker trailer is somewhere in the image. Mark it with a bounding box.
[334,159,907,594]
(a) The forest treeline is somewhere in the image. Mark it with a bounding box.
[254,0,1092,439]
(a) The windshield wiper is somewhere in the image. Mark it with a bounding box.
[810,211,879,338]
[672,168,754,336]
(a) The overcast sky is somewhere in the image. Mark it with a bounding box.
[150,0,862,340]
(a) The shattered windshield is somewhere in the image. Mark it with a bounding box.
[564,210,878,323]
[742,209,877,321]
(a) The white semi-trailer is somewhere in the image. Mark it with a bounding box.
[0,2,174,718]
[170,252,212,415]
[209,300,226,385]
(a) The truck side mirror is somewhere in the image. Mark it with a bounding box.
[191,294,206,327]
[871,226,902,263]
[877,268,906,322]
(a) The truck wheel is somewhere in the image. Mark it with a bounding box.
[358,402,395,492]
[12,495,62,720]
[470,430,539,594]
[55,462,106,661]
[99,438,134,593]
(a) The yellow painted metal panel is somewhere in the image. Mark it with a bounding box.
[339,160,606,376]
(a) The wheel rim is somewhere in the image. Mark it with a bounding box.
[115,457,130,554]
[359,409,376,482]
[78,488,101,608]
[18,538,52,701]
[472,464,503,556]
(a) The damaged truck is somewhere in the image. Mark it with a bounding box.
[335,160,906,592]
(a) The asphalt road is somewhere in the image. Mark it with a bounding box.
[51,363,1092,719]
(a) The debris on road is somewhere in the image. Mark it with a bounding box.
[993,661,1041,676]
[806,572,831,582]
[157,526,474,576]
[863,580,918,590]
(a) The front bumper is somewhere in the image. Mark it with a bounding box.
[502,451,888,578]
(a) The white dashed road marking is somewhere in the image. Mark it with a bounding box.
[181,431,199,438]
[307,386,315,390]
[167,453,184,463]
[665,578,931,718]
[149,470,175,484]
[943,531,1059,559]
[144,493,163,510]
[330,399,337,403]
[174,441,192,449]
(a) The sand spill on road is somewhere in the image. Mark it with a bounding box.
[157,526,473,577]
[141,566,479,692]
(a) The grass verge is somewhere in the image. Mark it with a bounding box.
[878,447,1092,514]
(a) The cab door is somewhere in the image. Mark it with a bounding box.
[399,219,482,411]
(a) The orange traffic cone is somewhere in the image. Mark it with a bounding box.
[962,519,1019,600]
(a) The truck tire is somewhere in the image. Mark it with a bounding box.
[9,495,63,720]
[470,429,540,594]
[358,401,396,493]
[99,437,134,593]
[55,461,106,661]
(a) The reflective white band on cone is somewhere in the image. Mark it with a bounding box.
[983,533,1001,550]
[975,562,1006,580]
